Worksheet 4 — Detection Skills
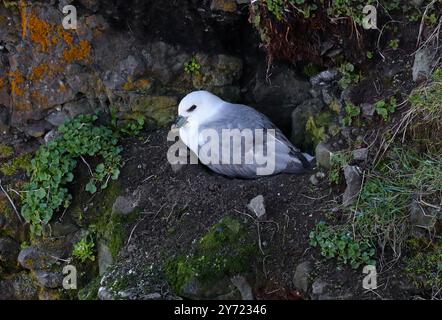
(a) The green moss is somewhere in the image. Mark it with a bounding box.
[406,239,442,297]
[0,153,32,176]
[130,95,177,126]
[408,69,442,152]
[86,181,138,259]
[78,276,101,300]
[165,217,258,296]
[0,143,14,159]
[305,112,336,148]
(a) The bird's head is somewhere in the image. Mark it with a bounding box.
[175,91,223,128]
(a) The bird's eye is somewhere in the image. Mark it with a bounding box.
[187,105,197,112]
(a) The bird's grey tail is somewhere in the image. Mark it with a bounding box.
[285,151,316,173]
[302,153,316,170]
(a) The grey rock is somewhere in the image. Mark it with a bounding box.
[412,47,436,82]
[98,286,115,300]
[310,69,339,87]
[181,276,238,299]
[45,111,68,127]
[62,99,94,118]
[112,196,138,216]
[247,195,266,220]
[310,171,326,186]
[44,129,61,145]
[293,261,313,293]
[9,272,39,300]
[50,222,79,237]
[410,195,438,231]
[352,148,368,162]
[321,87,335,105]
[343,165,362,207]
[18,246,55,271]
[312,279,327,296]
[309,174,319,186]
[361,103,376,117]
[35,271,63,289]
[98,242,113,275]
[143,292,162,300]
[254,63,311,133]
[118,55,145,80]
[291,98,324,146]
[0,280,14,300]
[0,237,20,270]
[23,121,52,138]
[230,275,254,300]
[311,279,353,300]
[315,142,333,169]
[78,0,100,12]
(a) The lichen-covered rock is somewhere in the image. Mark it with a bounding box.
[17,246,56,271]
[35,270,63,289]
[12,272,39,300]
[128,95,178,126]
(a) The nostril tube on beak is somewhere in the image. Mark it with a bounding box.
[175,115,188,128]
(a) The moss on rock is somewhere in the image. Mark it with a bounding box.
[165,216,258,299]
[0,153,32,176]
[0,143,14,159]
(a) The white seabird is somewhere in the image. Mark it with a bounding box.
[175,90,315,178]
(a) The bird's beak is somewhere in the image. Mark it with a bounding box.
[175,115,188,128]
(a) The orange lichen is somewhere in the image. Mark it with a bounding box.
[59,27,74,46]
[31,90,49,107]
[0,77,7,89]
[28,13,53,52]
[20,0,28,39]
[63,40,92,63]
[8,71,25,96]
[123,78,152,91]
[29,63,49,81]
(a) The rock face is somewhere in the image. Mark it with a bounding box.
[0,1,247,136]
[342,165,363,207]
[412,46,436,82]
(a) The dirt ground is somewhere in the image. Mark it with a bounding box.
[92,127,417,300]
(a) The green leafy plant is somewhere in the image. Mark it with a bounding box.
[375,97,397,121]
[338,63,360,90]
[184,57,201,75]
[265,0,285,20]
[73,236,96,263]
[21,114,122,236]
[343,102,361,126]
[388,39,400,50]
[309,221,375,269]
[329,151,350,184]
[406,240,442,298]
[120,116,145,136]
[305,116,327,147]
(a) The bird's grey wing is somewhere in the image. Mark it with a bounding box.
[197,104,311,178]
